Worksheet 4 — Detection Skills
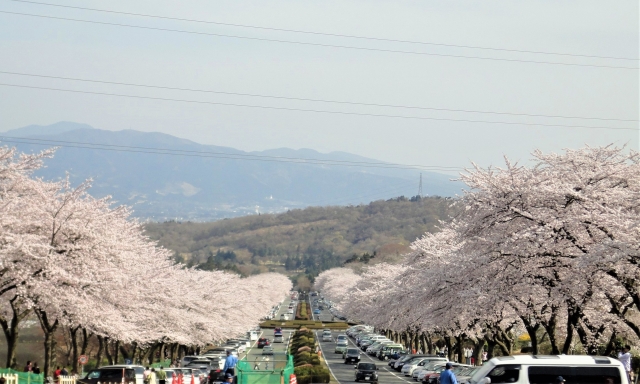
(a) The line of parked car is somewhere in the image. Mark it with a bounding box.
[346,324,631,384]
[79,327,262,384]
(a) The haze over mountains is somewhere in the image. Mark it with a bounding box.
[1,122,461,221]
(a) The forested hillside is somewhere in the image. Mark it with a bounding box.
[145,196,454,277]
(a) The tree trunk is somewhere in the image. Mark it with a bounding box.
[81,329,90,356]
[0,298,27,369]
[471,338,484,366]
[96,336,105,369]
[603,332,618,356]
[114,340,121,364]
[105,339,114,365]
[36,309,59,376]
[520,315,540,355]
[484,336,496,360]
[70,326,80,374]
[456,335,464,363]
[444,336,453,361]
[541,309,561,355]
[120,343,131,362]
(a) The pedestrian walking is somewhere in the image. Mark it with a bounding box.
[53,367,62,383]
[157,366,167,384]
[617,345,632,383]
[61,367,69,376]
[144,367,151,384]
[24,361,32,373]
[440,363,457,384]
[148,368,157,384]
[32,363,41,375]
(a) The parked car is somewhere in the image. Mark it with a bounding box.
[378,345,406,360]
[393,355,436,372]
[354,362,379,383]
[416,361,447,382]
[257,338,270,348]
[98,365,145,384]
[344,348,361,364]
[402,357,448,377]
[80,367,137,384]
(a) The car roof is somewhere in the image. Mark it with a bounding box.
[488,355,625,366]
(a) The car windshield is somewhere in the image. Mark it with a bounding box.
[86,369,135,380]
[359,364,376,371]
[347,349,359,354]
[469,362,495,383]
[423,362,442,370]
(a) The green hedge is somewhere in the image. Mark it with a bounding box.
[260,320,348,330]
[294,366,330,384]
[295,302,310,321]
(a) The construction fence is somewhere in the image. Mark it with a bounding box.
[237,355,293,384]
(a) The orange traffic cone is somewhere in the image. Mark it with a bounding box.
[190,374,195,384]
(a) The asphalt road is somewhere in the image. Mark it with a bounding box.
[316,330,413,384]
[241,297,297,371]
[309,295,346,323]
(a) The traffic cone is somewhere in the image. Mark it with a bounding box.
[190,374,195,384]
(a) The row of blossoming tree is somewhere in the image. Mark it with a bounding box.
[0,145,292,374]
[316,145,640,362]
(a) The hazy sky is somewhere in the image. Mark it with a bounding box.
[0,0,638,170]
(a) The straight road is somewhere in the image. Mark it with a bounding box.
[309,295,345,323]
[243,328,293,370]
[316,330,413,384]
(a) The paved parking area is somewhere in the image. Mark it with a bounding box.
[316,330,415,384]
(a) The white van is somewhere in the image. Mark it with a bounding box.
[468,355,628,384]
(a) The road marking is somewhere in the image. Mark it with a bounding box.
[315,330,341,384]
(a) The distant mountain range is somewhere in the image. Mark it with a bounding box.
[1,122,462,221]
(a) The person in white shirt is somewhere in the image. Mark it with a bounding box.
[618,345,632,382]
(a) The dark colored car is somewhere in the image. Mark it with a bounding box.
[208,369,226,384]
[355,362,378,383]
[344,348,361,364]
[378,347,406,361]
[80,368,136,384]
[257,338,270,348]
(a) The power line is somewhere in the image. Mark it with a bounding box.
[1,70,635,123]
[1,11,638,70]
[0,83,635,131]
[0,136,465,172]
[310,181,419,206]
[7,0,638,62]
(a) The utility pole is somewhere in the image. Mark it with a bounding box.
[418,173,423,198]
